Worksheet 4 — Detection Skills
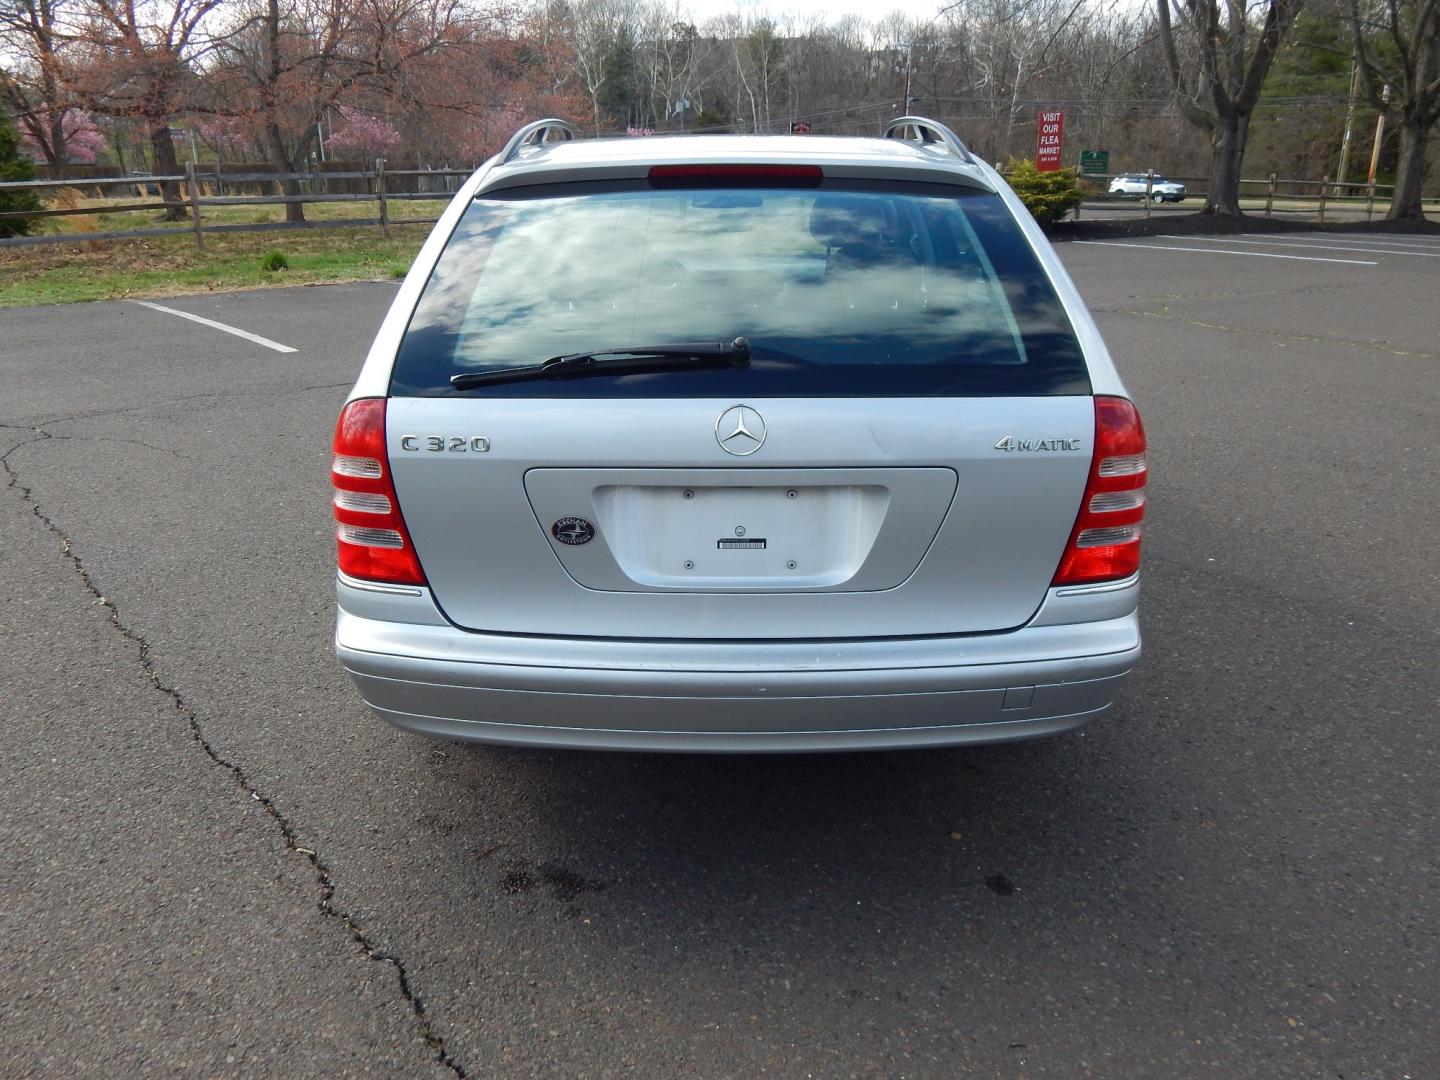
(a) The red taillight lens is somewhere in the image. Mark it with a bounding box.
[331,398,426,586]
[648,163,823,187]
[1052,396,1148,586]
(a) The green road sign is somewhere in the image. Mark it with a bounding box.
[1080,150,1110,176]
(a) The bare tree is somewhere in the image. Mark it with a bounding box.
[1156,0,1307,214]
[943,0,1089,161]
[0,0,76,175]
[66,0,226,219]
[777,14,871,134]
[636,6,711,130]
[204,0,469,222]
[704,12,784,132]
[559,0,637,134]
[1346,0,1440,219]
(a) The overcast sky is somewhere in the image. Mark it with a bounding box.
[680,0,950,25]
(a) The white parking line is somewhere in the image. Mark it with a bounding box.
[1245,233,1440,251]
[1176,235,1440,257]
[131,300,299,354]
[1073,241,1378,266]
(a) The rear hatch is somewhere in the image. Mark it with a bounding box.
[385,170,1093,640]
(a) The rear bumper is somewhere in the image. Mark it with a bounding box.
[335,591,1140,752]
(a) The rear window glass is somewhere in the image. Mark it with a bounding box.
[391,180,1089,398]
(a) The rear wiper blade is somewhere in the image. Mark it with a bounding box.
[451,337,751,390]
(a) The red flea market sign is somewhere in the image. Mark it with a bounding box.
[1036,110,1065,172]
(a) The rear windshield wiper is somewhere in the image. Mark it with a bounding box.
[451,337,751,390]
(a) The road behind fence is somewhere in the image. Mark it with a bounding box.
[1073,171,1403,223]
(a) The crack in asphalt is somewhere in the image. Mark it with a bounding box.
[1,426,466,1080]
[42,433,183,457]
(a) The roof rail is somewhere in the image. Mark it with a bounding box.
[499,119,576,165]
[883,116,976,165]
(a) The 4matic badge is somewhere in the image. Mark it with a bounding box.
[551,517,596,545]
[993,435,1082,452]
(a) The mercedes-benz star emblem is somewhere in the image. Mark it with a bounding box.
[551,517,595,545]
[715,405,766,456]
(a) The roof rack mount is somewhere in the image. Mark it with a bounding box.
[499,119,576,165]
[496,116,976,167]
[883,116,976,165]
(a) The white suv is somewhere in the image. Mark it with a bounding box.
[332,117,1147,752]
[1108,173,1187,202]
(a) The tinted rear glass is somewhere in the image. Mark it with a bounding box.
[391,180,1089,397]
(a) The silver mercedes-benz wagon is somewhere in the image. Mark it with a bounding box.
[333,117,1147,752]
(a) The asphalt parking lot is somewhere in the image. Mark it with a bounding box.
[3,231,1438,1078]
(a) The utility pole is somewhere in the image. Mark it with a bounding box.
[1336,59,1359,194]
[1366,84,1391,186]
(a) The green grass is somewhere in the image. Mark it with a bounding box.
[0,222,432,307]
[0,189,448,306]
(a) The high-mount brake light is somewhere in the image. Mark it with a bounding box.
[331,398,426,586]
[648,163,823,187]
[1052,396,1148,586]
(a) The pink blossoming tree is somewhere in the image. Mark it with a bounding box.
[20,108,107,165]
[325,108,401,160]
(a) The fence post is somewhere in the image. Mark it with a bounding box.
[1265,173,1276,218]
[186,161,205,254]
[1144,170,1153,219]
[1365,181,1376,221]
[1317,174,1329,224]
[376,157,390,239]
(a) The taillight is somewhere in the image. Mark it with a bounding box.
[331,398,426,586]
[1052,396,1147,586]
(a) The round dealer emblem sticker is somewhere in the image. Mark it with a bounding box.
[551,517,595,546]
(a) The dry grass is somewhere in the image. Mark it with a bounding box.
[32,191,449,234]
[1,186,450,305]
[1,221,432,306]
